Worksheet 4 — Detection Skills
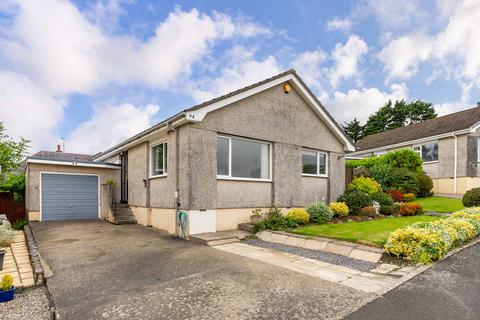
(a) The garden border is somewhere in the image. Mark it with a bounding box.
[256,230,384,263]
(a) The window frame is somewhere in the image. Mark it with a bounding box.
[150,141,168,178]
[301,148,329,177]
[413,141,439,164]
[216,134,272,182]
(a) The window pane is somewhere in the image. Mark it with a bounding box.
[152,144,164,175]
[164,143,168,173]
[302,151,317,174]
[319,153,327,174]
[217,137,229,175]
[422,143,438,162]
[231,138,269,179]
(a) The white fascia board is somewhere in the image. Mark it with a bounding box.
[185,73,355,152]
[93,116,187,162]
[469,121,480,133]
[27,159,121,169]
[349,129,472,156]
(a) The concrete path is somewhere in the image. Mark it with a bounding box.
[31,221,374,320]
[215,242,421,294]
[346,241,480,320]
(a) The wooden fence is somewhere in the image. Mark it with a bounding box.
[0,192,26,222]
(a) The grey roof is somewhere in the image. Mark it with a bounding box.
[31,151,93,161]
[355,106,480,151]
[92,69,351,160]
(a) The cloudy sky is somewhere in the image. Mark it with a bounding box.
[1,0,479,154]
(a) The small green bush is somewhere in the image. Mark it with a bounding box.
[388,168,419,194]
[380,204,395,215]
[370,192,394,206]
[306,203,334,223]
[369,162,392,191]
[286,208,310,225]
[416,173,433,198]
[337,190,372,215]
[329,202,349,217]
[0,274,14,291]
[347,149,423,172]
[254,213,298,232]
[12,219,27,231]
[347,176,382,195]
[463,188,480,207]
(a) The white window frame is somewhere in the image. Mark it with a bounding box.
[413,141,439,164]
[478,137,480,163]
[216,134,272,182]
[301,149,328,177]
[150,141,167,178]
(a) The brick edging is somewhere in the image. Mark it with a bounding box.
[24,225,45,286]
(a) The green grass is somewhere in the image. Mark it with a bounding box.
[291,215,441,247]
[414,196,463,213]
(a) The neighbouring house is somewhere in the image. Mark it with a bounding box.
[350,106,480,195]
[25,70,355,236]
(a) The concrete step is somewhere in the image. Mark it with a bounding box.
[238,223,255,233]
[206,238,240,246]
[114,218,137,225]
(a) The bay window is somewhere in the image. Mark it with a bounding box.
[217,135,271,180]
[302,149,328,176]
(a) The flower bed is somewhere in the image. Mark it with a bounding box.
[385,207,480,264]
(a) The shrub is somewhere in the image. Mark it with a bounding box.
[329,202,349,217]
[360,206,377,217]
[0,224,14,248]
[399,203,423,216]
[388,190,404,202]
[385,226,448,264]
[388,168,419,194]
[370,192,394,206]
[347,176,382,194]
[286,208,310,225]
[380,204,395,215]
[463,188,480,207]
[337,190,372,215]
[254,213,298,232]
[416,173,433,198]
[0,274,14,291]
[347,149,423,172]
[369,162,392,191]
[12,219,27,231]
[403,193,416,202]
[306,203,334,223]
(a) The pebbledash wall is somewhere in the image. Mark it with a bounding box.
[355,129,480,194]
[26,163,120,221]
[113,83,348,235]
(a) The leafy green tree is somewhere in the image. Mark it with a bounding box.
[0,122,29,174]
[342,118,365,143]
[363,100,436,137]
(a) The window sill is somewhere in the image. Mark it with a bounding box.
[422,161,439,164]
[302,174,328,178]
[149,174,167,179]
[217,176,272,183]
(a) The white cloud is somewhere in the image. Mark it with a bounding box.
[322,83,409,123]
[0,71,64,152]
[325,17,353,32]
[379,0,480,88]
[66,103,160,154]
[358,0,427,30]
[291,50,327,91]
[0,1,271,95]
[434,101,471,117]
[329,35,368,88]
[191,46,281,102]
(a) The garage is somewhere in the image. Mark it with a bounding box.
[41,173,99,221]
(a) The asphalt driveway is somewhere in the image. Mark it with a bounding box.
[346,240,480,320]
[31,221,372,320]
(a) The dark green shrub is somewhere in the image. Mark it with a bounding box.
[253,211,298,232]
[369,162,392,190]
[306,202,334,224]
[380,204,395,215]
[416,173,434,198]
[463,188,480,207]
[12,219,27,230]
[337,190,372,215]
[347,149,422,172]
[371,192,394,206]
[388,168,419,194]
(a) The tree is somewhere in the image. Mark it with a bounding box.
[342,118,365,143]
[0,122,29,174]
[363,99,436,137]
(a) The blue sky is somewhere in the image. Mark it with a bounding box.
[1,0,479,154]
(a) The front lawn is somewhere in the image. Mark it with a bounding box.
[414,196,463,213]
[291,215,441,247]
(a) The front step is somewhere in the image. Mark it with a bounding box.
[205,238,240,246]
[111,203,137,225]
[114,218,137,225]
[238,223,255,233]
[190,230,252,246]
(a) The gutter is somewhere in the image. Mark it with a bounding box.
[26,158,121,170]
[167,122,181,237]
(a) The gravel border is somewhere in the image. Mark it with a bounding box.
[245,239,379,272]
[0,286,53,320]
